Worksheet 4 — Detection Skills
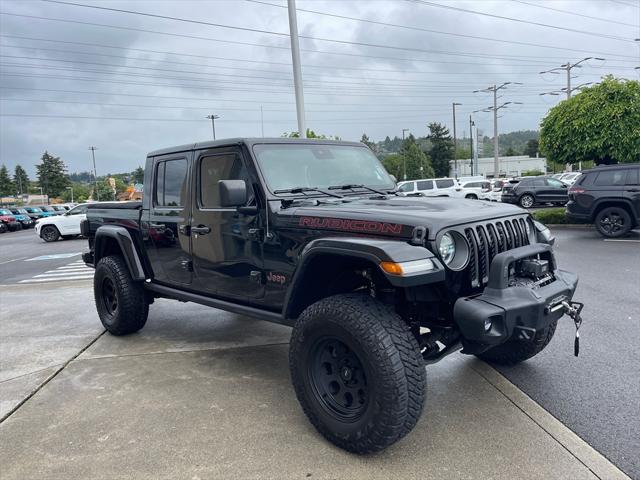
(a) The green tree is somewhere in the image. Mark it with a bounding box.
[13,165,30,195]
[62,183,90,203]
[132,166,145,184]
[540,76,640,165]
[399,136,434,180]
[95,179,116,201]
[282,129,340,140]
[524,139,539,158]
[360,133,377,152]
[505,147,518,156]
[426,122,454,177]
[0,164,14,196]
[381,153,404,180]
[36,151,70,198]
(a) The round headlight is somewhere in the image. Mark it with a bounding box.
[439,232,456,264]
[437,230,470,271]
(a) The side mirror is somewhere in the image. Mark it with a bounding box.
[219,179,247,207]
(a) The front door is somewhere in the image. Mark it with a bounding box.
[146,154,193,285]
[190,147,264,300]
[544,177,568,202]
[57,204,88,235]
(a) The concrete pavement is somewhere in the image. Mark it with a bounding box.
[0,281,629,480]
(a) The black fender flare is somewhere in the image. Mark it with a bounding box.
[591,198,638,221]
[94,225,146,281]
[283,236,445,319]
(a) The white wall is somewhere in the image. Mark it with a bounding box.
[450,156,546,178]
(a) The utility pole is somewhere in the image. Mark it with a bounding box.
[287,0,306,138]
[206,114,219,140]
[469,115,474,176]
[89,146,99,201]
[540,57,604,99]
[452,102,462,178]
[402,128,410,180]
[473,82,522,178]
[260,106,264,137]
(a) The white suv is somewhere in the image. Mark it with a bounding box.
[457,180,492,200]
[35,203,88,242]
[397,178,458,197]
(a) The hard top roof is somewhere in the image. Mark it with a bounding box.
[581,163,639,174]
[147,137,364,157]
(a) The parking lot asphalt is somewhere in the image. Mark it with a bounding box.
[0,226,637,479]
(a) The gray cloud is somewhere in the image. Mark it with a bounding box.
[0,0,637,176]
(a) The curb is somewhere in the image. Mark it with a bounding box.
[470,360,631,480]
[546,224,594,229]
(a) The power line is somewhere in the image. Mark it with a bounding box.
[248,0,635,45]
[511,0,639,28]
[407,0,637,41]
[2,12,636,60]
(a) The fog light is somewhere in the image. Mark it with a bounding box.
[484,318,492,332]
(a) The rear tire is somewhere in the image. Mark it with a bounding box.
[40,225,60,242]
[94,255,148,335]
[595,207,632,238]
[476,319,558,365]
[465,194,478,200]
[289,293,426,453]
[519,194,535,208]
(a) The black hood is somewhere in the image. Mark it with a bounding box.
[276,196,527,240]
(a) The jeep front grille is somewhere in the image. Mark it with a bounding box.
[464,217,531,288]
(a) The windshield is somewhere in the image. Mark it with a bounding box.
[0,209,11,215]
[253,143,395,194]
[26,207,41,212]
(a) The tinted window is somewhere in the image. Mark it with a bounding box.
[68,205,88,215]
[200,154,247,208]
[625,168,639,185]
[532,178,545,187]
[416,180,433,190]
[398,182,415,192]
[546,178,565,188]
[435,179,454,188]
[594,170,626,186]
[155,159,187,207]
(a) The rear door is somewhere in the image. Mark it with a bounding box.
[434,178,456,196]
[624,168,640,222]
[416,180,434,195]
[190,146,264,300]
[147,154,193,286]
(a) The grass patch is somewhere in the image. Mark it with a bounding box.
[531,207,571,224]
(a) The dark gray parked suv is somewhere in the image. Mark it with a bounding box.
[567,164,640,238]
[501,176,569,208]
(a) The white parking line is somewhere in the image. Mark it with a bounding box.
[33,270,94,278]
[17,259,94,284]
[603,239,640,243]
[19,275,94,284]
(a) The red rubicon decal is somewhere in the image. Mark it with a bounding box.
[299,216,403,235]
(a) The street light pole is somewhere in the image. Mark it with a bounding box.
[206,114,219,140]
[540,57,605,99]
[89,146,99,201]
[67,186,74,203]
[287,0,307,138]
[469,115,474,176]
[452,102,462,178]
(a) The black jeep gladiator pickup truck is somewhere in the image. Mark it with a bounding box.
[83,138,582,453]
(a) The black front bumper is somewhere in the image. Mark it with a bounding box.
[453,244,578,354]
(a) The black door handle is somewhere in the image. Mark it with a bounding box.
[191,225,211,235]
[627,188,640,192]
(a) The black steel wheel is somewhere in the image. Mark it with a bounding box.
[101,277,118,316]
[595,207,632,238]
[40,225,60,242]
[309,337,369,421]
[290,293,426,454]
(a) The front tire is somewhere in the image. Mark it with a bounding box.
[595,207,632,238]
[465,194,478,200]
[476,319,558,365]
[289,294,426,453]
[519,194,535,208]
[40,225,60,242]
[94,255,148,335]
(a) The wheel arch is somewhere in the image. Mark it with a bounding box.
[591,199,637,225]
[283,237,444,320]
[94,225,146,281]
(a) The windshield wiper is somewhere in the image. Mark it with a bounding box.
[273,186,343,198]
[327,184,394,196]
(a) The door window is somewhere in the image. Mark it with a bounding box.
[398,182,415,192]
[532,178,545,187]
[67,205,88,215]
[625,169,639,185]
[416,180,433,190]
[435,179,455,189]
[155,159,188,207]
[199,153,249,208]
[594,170,626,186]
[546,178,565,188]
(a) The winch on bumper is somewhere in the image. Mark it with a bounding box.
[453,243,578,354]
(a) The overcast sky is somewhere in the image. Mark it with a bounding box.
[0,0,638,176]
